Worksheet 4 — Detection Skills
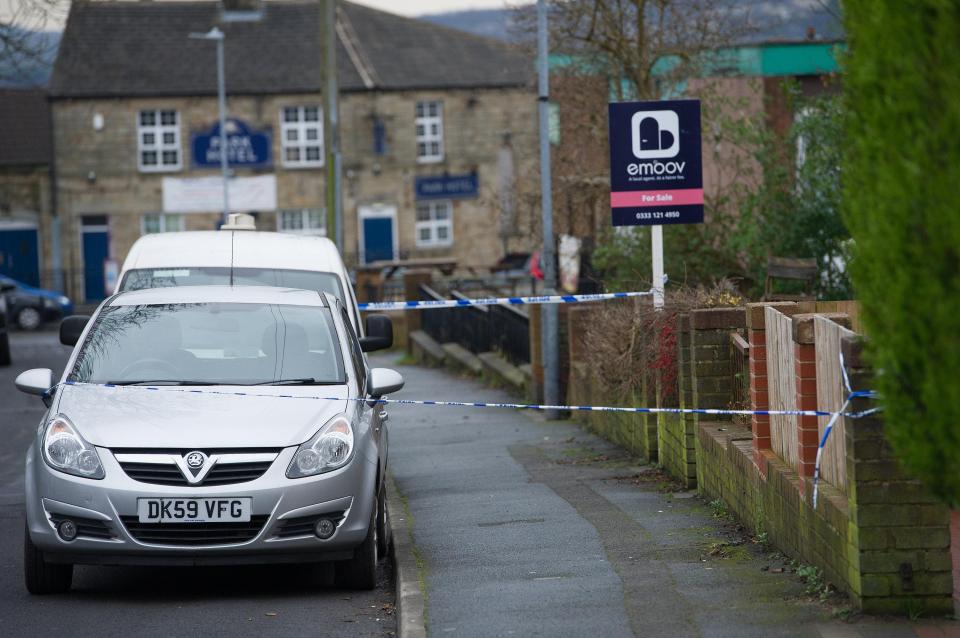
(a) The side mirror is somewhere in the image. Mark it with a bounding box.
[359,314,393,352]
[60,315,90,346]
[15,368,53,397]
[368,367,404,398]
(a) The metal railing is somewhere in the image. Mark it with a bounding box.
[419,283,530,366]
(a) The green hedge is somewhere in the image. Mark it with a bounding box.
[843,1,960,505]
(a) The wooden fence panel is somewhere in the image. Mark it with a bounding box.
[814,315,855,493]
[765,306,799,470]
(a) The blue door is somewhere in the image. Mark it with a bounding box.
[363,217,394,264]
[0,228,40,287]
[82,230,109,302]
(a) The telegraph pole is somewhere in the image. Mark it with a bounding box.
[321,0,342,248]
[537,0,559,418]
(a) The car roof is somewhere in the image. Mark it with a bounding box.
[122,231,346,273]
[107,285,328,307]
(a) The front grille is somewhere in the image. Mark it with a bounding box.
[274,511,347,538]
[49,514,114,540]
[201,462,274,486]
[116,451,277,487]
[119,462,185,486]
[120,515,269,546]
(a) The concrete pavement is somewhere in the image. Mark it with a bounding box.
[375,354,960,638]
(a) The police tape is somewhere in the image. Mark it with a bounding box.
[357,289,654,311]
[58,380,875,421]
[58,357,878,508]
[811,353,879,509]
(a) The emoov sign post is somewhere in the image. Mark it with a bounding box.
[608,99,703,307]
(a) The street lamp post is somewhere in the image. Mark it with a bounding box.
[189,27,230,224]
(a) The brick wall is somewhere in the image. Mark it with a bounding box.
[567,299,955,614]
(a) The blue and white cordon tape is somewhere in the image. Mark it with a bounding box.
[358,289,654,312]
[60,357,878,509]
[811,353,879,509]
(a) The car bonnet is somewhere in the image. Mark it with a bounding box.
[51,383,351,449]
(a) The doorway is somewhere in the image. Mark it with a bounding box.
[358,204,397,264]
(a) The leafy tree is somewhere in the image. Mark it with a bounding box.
[843,0,960,505]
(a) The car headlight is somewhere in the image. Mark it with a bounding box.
[57,295,70,306]
[286,415,354,478]
[42,415,105,479]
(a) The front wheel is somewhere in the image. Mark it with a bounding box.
[334,495,378,590]
[16,307,41,331]
[24,524,73,594]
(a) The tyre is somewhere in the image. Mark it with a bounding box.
[334,494,378,590]
[24,524,73,594]
[0,331,10,367]
[376,481,392,559]
[16,307,41,331]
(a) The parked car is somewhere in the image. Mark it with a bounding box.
[15,284,400,594]
[0,280,12,366]
[0,275,74,331]
[116,221,365,335]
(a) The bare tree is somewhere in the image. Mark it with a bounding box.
[509,1,760,288]
[0,0,67,85]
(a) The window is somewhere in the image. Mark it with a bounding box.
[281,106,324,167]
[141,213,185,235]
[415,101,443,163]
[415,200,453,247]
[137,110,181,172]
[277,208,326,236]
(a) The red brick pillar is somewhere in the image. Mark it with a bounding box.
[792,314,819,480]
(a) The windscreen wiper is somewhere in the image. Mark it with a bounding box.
[250,378,342,386]
[104,380,222,386]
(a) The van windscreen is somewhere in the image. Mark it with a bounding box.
[119,267,345,305]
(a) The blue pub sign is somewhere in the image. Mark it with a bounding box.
[414,173,479,200]
[191,118,272,168]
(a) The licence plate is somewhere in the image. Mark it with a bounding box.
[137,498,252,523]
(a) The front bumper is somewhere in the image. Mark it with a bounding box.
[25,445,377,566]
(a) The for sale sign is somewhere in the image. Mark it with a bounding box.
[608,99,703,226]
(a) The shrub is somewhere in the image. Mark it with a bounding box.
[843,1,960,505]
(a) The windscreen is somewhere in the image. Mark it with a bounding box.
[68,302,345,386]
[119,268,345,306]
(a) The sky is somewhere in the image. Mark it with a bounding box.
[0,0,514,26]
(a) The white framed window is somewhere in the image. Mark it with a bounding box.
[415,101,443,163]
[281,106,324,168]
[277,208,326,235]
[415,200,453,247]
[141,213,185,235]
[137,109,181,172]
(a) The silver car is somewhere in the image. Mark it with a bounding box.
[15,285,403,594]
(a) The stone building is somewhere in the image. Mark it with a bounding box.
[0,88,55,289]
[49,0,537,302]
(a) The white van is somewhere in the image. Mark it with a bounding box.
[116,230,370,336]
